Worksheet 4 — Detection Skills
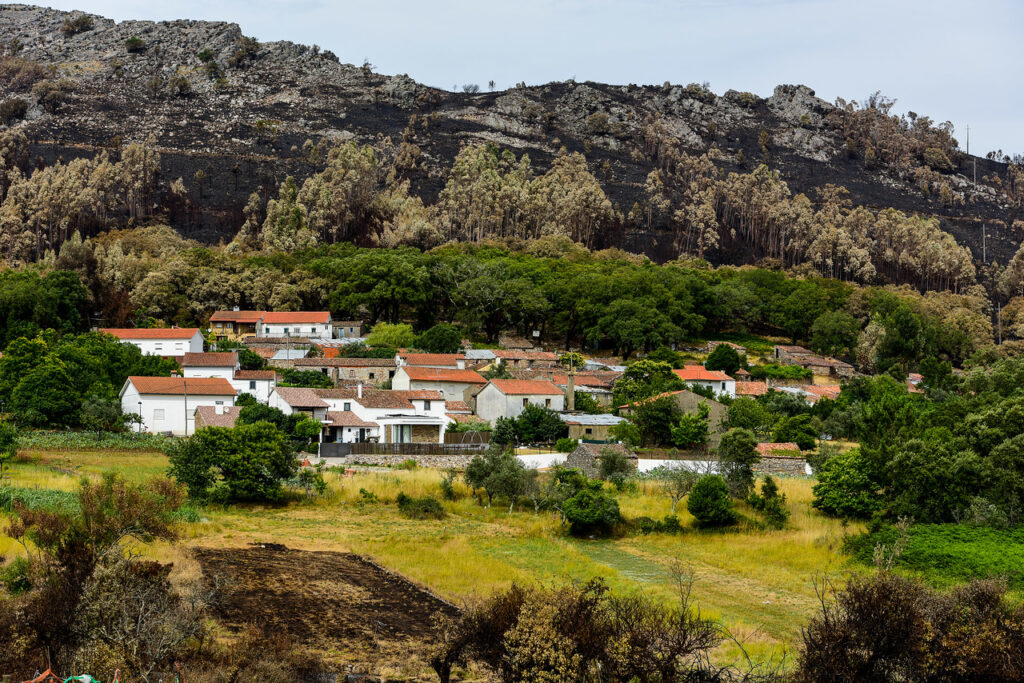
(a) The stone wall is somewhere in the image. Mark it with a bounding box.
[411,425,440,443]
[323,454,476,469]
[754,455,810,476]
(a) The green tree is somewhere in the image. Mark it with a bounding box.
[612,360,683,407]
[772,414,818,450]
[608,419,641,448]
[0,419,17,482]
[515,404,567,443]
[10,356,80,427]
[726,397,774,436]
[237,347,267,370]
[655,465,698,514]
[366,322,416,348]
[279,368,333,388]
[810,310,860,358]
[416,323,463,353]
[491,417,517,445]
[631,395,683,447]
[704,345,741,375]
[717,427,759,497]
[671,402,710,450]
[572,391,604,414]
[811,449,881,518]
[464,446,527,508]
[562,486,620,536]
[687,475,736,527]
[482,359,514,380]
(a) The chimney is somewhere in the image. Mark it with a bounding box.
[357,382,363,399]
[457,358,465,370]
[233,305,240,312]
[566,373,575,412]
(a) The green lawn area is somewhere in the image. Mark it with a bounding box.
[2,450,858,665]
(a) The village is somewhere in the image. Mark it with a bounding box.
[103,308,887,476]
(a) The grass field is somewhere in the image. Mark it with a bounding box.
[0,449,868,668]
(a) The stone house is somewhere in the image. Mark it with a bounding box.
[391,366,487,402]
[619,389,728,449]
[559,413,627,442]
[473,379,565,425]
[564,442,637,478]
[291,356,397,385]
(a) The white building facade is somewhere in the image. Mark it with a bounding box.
[100,328,204,358]
[474,379,565,424]
[120,376,236,436]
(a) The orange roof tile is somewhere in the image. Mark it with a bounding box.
[261,311,330,324]
[234,370,276,381]
[402,367,486,384]
[735,381,769,396]
[128,376,236,396]
[102,327,200,340]
[194,405,242,428]
[182,352,238,367]
[674,366,732,382]
[488,379,563,395]
[209,310,265,323]
[401,353,466,366]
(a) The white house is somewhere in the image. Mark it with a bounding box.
[260,312,333,340]
[232,370,276,404]
[101,328,203,359]
[673,366,736,399]
[314,386,448,444]
[181,352,238,380]
[120,376,236,436]
[390,366,487,402]
[474,379,565,425]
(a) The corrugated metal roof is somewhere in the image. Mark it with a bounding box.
[559,413,627,426]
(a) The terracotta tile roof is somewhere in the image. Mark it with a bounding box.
[401,367,486,383]
[510,369,612,388]
[261,311,331,324]
[234,370,276,381]
[756,442,802,456]
[400,353,466,366]
[734,368,751,376]
[294,357,396,367]
[194,405,241,429]
[128,376,236,396]
[907,380,924,394]
[448,413,488,424]
[101,327,200,340]
[445,400,471,413]
[182,352,238,367]
[804,385,842,401]
[775,345,811,354]
[248,346,276,359]
[492,350,559,361]
[273,387,328,408]
[488,379,563,396]
[209,310,265,323]
[314,387,359,399]
[498,335,535,349]
[325,411,378,428]
[355,389,444,409]
[735,381,769,396]
[674,366,733,382]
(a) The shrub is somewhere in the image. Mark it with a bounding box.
[562,487,620,536]
[597,447,634,488]
[812,449,880,518]
[555,437,578,453]
[31,78,75,113]
[167,75,192,97]
[61,14,94,37]
[749,363,812,381]
[0,56,51,91]
[124,36,146,53]
[439,469,458,500]
[747,476,790,529]
[923,146,954,172]
[396,492,446,520]
[0,97,28,123]
[397,458,418,470]
[687,475,736,527]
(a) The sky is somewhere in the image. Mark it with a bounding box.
[39,0,1024,155]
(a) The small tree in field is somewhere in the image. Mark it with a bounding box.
[687,475,736,527]
[656,466,699,514]
[717,427,759,497]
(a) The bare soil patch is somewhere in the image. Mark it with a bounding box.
[193,544,458,656]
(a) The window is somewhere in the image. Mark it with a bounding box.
[523,398,529,407]
[265,327,270,334]
[284,327,290,336]
[545,398,551,407]
[389,370,395,378]
[153,408,165,420]
[585,428,592,435]
[311,327,317,334]
[249,381,256,390]
[343,402,351,411]
[369,373,375,379]
[154,343,163,350]
[215,400,224,405]
[423,400,431,410]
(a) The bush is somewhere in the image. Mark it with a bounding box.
[61,14,94,37]
[562,487,620,536]
[923,146,954,172]
[687,475,736,527]
[0,97,28,123]
[0,56,51,91]
[415,323,463,353]
[439,469,458,500]
[555,437,578,453]
[397,458,418,470]
[747,476,790,529]
[396,492,446,519]
[812,449,880,519]
[124,36,146,53]
[749,363,812,381]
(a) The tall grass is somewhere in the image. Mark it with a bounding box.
[17,430,172,451]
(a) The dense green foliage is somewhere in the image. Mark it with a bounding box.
[396,492,446,519]
[0,331,177,428]
[687,475,736,527]
[415,323,463,353]
[704,344,742,375]
[0,269,89,348]
[717,428,759,497]
[278,367,334,388]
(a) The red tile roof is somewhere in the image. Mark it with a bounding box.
[756,442,801,456]
[674,366,732,382]
[401,353,466,366]
[446,400,471,413]
[128,376,236,396]
[294,357,396,367]
[234,370,276,381]
[209,310,265,323]
[492,350,559,361]
[488,379,563,396]
[735,381,769,396]
[261,311,331,324]
[401,367,486,384]
[273,387,329,408]
[448,413,488,424]
[325,411,379,428]
[102,327,200,340]
[194,405,242,428]
[182,352,238,367]
[804,385,842,401]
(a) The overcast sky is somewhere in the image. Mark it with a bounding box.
[40,0,1024,155]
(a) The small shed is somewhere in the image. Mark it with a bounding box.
[564,442,637,479]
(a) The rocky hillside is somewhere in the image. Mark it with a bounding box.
[0,3,1021,263]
